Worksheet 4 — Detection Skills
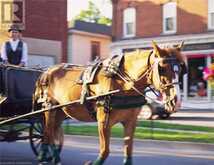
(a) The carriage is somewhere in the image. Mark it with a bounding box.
[0,64,46,157]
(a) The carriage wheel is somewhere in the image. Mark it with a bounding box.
[29,118,64,160]
[29,119,44,157]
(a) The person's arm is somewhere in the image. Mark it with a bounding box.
[20,42,28,67]
[0,43,8,64]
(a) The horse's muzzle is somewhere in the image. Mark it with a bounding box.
[164,96,177,113]
[163,87,180,113]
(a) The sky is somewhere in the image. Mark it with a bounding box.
[67,0,112,20]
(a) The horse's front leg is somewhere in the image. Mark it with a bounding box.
[85,106,111,165]
[122,117,138,165]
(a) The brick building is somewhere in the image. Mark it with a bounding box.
[0,0,67,66]
[111,0,214,101]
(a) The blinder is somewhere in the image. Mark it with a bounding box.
[158,57,182,75]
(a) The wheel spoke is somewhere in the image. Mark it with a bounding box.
[33,124,42,133]
[29,121,44,156]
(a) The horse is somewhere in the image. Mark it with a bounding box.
[33,41,187,165]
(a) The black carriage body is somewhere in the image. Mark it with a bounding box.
[0,65,62,158]
[0,65,42,117]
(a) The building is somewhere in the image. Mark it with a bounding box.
[111,0,214,101]
[67,20,112,65]
[0,0,67,67]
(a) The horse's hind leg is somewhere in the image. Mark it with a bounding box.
[50,110,64,165]
[38,109,64,165]
[38,111,52,164]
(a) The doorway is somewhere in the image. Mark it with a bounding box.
[187,57,206,98]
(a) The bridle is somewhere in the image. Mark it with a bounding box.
[114,50,182,104]
[152,57,181,90]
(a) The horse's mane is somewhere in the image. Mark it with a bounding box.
[124,49,152,60]
[122,49,152,69]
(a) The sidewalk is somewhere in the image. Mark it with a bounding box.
[181,98,214,110]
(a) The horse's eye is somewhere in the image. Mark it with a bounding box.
[159,60,168,67]
[158,65,166,74]
[162,60,167,65]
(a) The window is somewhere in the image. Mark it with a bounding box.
[208,0,214,29]
[91,41,100,61]
[123,8,136,37]
[163,2,177,34]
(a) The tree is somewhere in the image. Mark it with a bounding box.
[74,1,112,26]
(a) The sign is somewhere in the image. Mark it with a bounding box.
[182,43,214,51]
[0,0,25,30]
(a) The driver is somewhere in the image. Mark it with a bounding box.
[0,24,28,67]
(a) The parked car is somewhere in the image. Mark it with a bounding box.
[139,89,171,120]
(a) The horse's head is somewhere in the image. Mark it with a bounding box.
[150,41,187,113]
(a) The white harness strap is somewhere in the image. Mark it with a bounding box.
[173,72,181,109]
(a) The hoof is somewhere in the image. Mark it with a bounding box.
[56,162,62,165]
[84,160,93,165]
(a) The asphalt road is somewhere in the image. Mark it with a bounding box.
[1,135,214,165]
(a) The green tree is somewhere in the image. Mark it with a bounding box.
[74,1,112,26]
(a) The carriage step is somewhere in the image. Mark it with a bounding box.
[0,117,9,122]
[0,95,7,104]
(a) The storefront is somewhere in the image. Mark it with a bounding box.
[182,43,214,101]
[111,34,214,101]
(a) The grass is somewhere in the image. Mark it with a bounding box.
[63,121,214,144]
[137,120,214,133]
[2,119,214,143]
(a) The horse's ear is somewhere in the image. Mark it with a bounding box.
[176,41,184,51]
[152,41,161,57]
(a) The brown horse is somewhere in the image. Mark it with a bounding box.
[33,42,187,165]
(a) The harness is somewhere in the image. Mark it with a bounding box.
[68,52,181,122]
[78,56,124,120]
[78,61,102,104]
[104,55,124,77]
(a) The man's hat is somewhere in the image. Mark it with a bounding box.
[8,24,22,32]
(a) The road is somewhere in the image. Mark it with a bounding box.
[1,135,214,165]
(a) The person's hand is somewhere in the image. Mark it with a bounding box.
[18,62,25,67]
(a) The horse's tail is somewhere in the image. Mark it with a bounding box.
[32,71,50,112]
[32,65,64,112]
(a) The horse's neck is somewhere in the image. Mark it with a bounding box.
[123,50,151,81]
